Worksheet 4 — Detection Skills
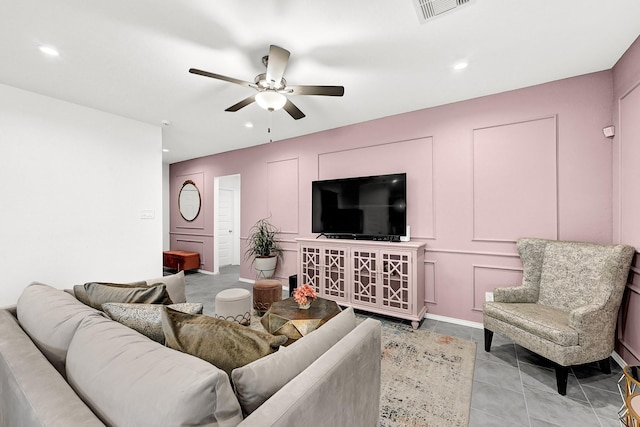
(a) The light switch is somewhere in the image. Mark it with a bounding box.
[140,209,155,219]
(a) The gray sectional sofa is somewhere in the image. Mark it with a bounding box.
[0,282,382,427]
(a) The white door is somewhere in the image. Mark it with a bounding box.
[217,188,234,267]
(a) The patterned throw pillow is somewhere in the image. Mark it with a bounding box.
[83,282,173,311]
[161,307,287,376]
[102,302,203,343]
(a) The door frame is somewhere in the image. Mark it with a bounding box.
[213,174,241,274]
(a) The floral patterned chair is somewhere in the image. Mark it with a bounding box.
[483,237,635,395]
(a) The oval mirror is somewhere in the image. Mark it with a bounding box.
[178,180,201,222]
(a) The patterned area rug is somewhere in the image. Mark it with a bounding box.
[374,318,476,427]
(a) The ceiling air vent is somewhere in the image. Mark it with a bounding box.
[413,0,472,23]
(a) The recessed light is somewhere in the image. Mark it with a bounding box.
[38,45,60,57]
[244,122,254,128]
[453,62,468,71]
[162,148,170,153]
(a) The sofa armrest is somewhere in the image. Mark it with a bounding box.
[494,286,538,303]
[240,318,382,427]
[0,304,17,316]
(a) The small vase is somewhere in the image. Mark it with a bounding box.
[298,301,311,310]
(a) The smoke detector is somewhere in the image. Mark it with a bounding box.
[413,0,473,23]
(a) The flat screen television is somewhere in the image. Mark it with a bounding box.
[311,173,407,241]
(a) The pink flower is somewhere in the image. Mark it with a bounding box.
[294,284,317,305]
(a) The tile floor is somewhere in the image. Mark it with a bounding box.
[180,266,626,427]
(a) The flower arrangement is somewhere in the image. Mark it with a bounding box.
[293,284,317,309]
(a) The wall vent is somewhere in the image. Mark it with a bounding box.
[413,0,472,23]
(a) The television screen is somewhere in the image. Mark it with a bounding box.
[312,173,407,239]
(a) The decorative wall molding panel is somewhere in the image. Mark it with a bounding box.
[317,137,435,239]
[620,84,640,247]
[424,260,436,304]
[267,158,299,234]
[173,237,206,267]
[471,264,523,311]
[472,116,557,242]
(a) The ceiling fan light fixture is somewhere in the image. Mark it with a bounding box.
[255,90,287,111]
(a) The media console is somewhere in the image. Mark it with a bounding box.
[297,238,426,329]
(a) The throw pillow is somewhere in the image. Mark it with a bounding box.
[102,302,203,343]
[84,282,173,311]
[230,306,356,415]
[161,307,287,376]
[74,281,148,307]
[145,271,186,303]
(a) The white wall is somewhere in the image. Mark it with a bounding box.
[0,84,163,305]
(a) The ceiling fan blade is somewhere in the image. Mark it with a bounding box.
[266,45,290,88]
[283,99,306,120]
[189,68,255,88]
[286,85,345,96]
[225,95,256,112]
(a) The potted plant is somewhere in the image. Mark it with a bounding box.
[245,217,283,279]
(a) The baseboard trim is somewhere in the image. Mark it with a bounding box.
[197,269,215,275]
[425,313,484,330]
[611,351,626,369]
[239,277,255,284]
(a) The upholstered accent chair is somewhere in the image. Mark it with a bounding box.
[483,238,635,395]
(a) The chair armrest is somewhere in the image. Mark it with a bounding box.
[569,304,604,331]
[493,286,538,303]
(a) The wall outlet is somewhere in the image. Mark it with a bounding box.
[485,292,494,302]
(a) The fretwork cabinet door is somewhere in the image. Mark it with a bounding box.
[299,244,349,303]
[320,247,348,303]
[351,248,379,308]
[379,250,412,314]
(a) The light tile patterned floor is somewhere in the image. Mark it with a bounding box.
[181,266,624,427]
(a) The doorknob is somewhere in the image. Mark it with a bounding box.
[228,229,233,233]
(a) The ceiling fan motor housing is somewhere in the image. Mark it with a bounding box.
[413,0,472,23]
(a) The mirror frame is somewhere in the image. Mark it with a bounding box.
[178,180,201,222]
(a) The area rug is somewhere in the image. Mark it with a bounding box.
[374,318,476,427]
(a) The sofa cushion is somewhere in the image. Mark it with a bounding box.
[161,307,287,376]
[66,315,243,427]
[145,270,186,303]
[0,309,106,427]
[83,282,173,310]
[16,282,104,378]
[102,302,203,343]
[231,306,357,415]
[483,301,578,346]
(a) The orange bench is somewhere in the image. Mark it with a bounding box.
[163,250,200,272]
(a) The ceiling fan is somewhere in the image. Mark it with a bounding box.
[189,45,344,120]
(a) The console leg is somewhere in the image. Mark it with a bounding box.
[555,366,569,395]
[411,320,419,330]
[484,329,493,352]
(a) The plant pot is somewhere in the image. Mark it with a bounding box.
[298,301,311,309]
[254,256,277,279]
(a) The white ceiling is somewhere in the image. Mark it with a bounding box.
[2,1,639,164]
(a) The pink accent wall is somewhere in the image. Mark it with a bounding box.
[170,66,617,325]
[612,35,640,365]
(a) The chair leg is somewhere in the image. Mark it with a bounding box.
[484,329,493,352]
[555,366,569,396]
[598,358,611,374]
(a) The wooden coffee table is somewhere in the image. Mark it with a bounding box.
[260,297,341,344]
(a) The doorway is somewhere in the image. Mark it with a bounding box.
[213,174,241,274]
